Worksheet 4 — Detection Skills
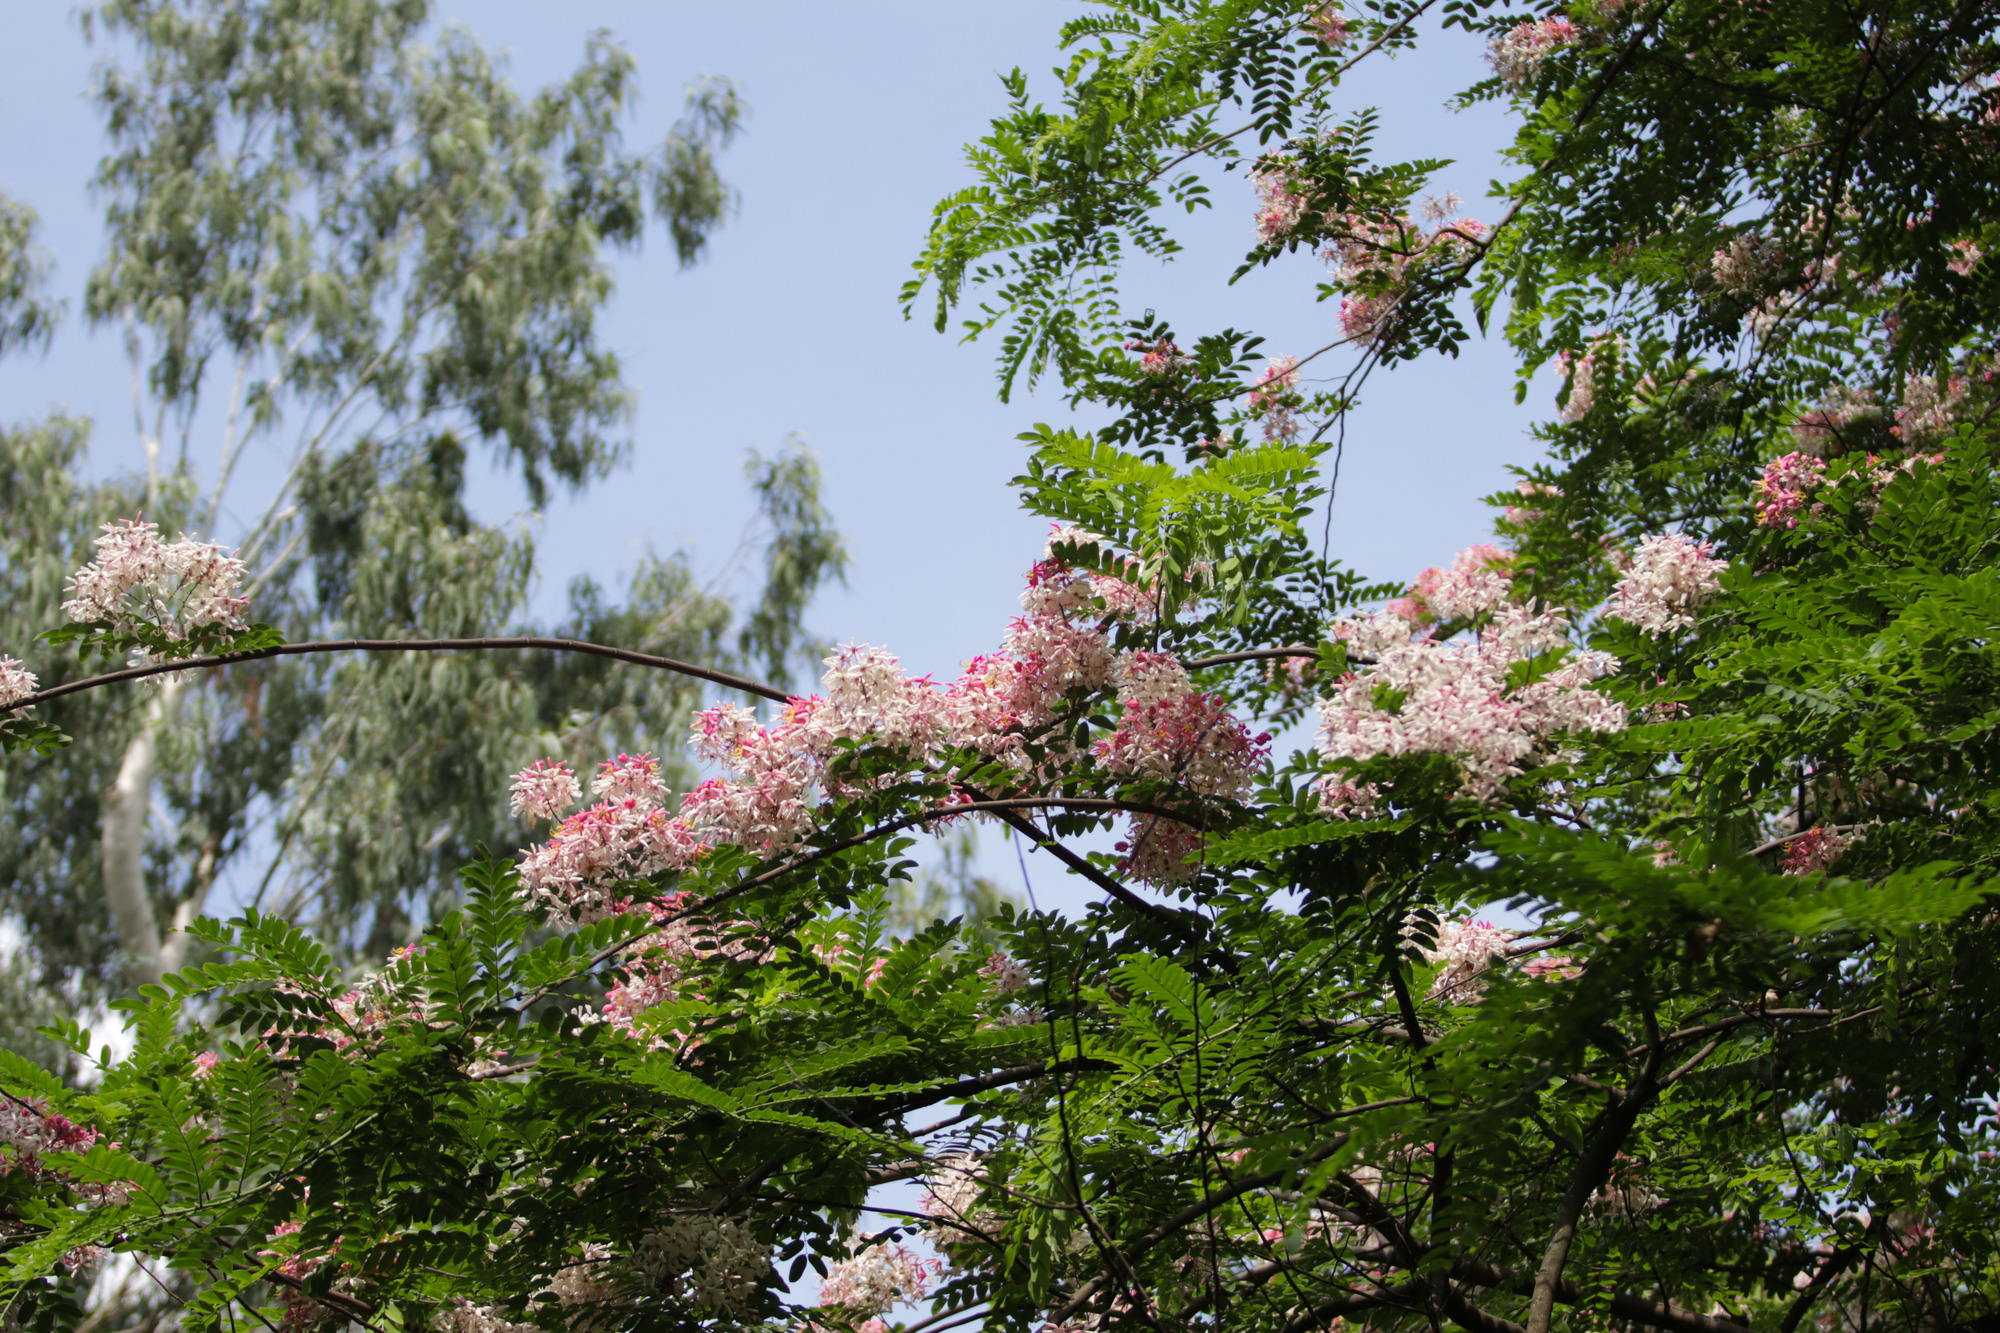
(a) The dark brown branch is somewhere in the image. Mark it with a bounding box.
[14,635,792,709]
[1525,1043,1665,1333]
[1185,646,1322,670]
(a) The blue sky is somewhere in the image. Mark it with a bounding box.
[0,1,1556,910]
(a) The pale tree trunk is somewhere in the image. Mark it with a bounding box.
[101,678,182,988]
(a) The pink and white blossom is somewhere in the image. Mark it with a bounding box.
[980,953,1031,994]
[1249,356,1303,441]
[1250,163,1307,243]
[818,1239,939,1315]
[1418,918,1514,1001]
[1606,533,1728,635]
[0,656,36,715]
[1753,451,1828,528]
[1486,17,1577,87]
[509,759,581,823]
[1782,826,1851,876]
[1305,2,1352,47]
[62,518,250,641]
[1319,546,1623,811]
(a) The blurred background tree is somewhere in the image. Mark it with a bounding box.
[0,0,848,1013]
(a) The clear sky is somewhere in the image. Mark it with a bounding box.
[0,1,1555,912]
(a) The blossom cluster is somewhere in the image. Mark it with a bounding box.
[1250,163,1307,244]
[1790,387,1881,455]
[1416,918,1513,1001]
[0,656,36,715]
[633,1214,773,1313]
[1486,17,1576,88]
[817,1238,940,1315]
[0,1096,131,1207]
[1122,337,1187,376]
[1318,210,1486,349]
[1317,544,1625,812]
[1247,356,1303,440]
[1502,481,1563,525]
[980,953,1031,993]
[61,517,249,641]
[1555,336,1623,423]
[1782,826,1851,876]
[1895,372,1968,444]
[1753,451,1828,528]
[1605,533,1728,636]
[1305,2,1351,47]
[508,528,1267,932]
[1711,233,1785,293]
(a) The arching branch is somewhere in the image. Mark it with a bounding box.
[11,635,791,710]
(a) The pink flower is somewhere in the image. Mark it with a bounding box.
[1503,481,1563,524]
[1306,2,1352,47]
[1319,546,1623,809]
[1522,954,1581,982]
[593,752,666,803]
[1250,163,1307,243]
[1417,918,1514,1001]
[1752,451,1827,528]
[1790,387,1879,454]
[1605,533,1728,635]
[509,759,581,823]
[1248,356,1303,440]
[1123,337,1187,375]
[980,952,1031,994]
[1711,234,1783,293]
[192,1051,223,1080]
[818,1240,937,1315]
[1782,827,1850,876]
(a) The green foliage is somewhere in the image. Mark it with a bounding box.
[12,0,2000,1331]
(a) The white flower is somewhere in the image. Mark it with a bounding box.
[1606,533,1727,635]
[0,656,37,714]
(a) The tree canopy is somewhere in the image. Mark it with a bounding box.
[4,2,1999,1333]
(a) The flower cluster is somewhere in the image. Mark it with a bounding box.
[1502,481,1563,524]
[1250,163,1307,244]
[817,1238,939,1315]
[1318,544,1625,811]
[1711,233,1784,293]
[434,1299,538,1333]
[1486,17,1577,88]
[1782,826,1851,876]
[1752,451,1828,528]
[1123,337,1187,376]
[1416,918,1514,1001]
[61,518,249,641]
[1556,341,1614,423]
[1247,356,1303,440]
[1791,387,1881,455]
[980,952,1031,993]
[1319,211,1486,350]
[510,758,582,822]
[633,1215,772,1313]
[509,530,1265,924]
[1305,2,1351,47]
[0,656,36,715]
[1895,372,1968,443]
[0,1097,130,1205]
[1605,533,1728,636]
